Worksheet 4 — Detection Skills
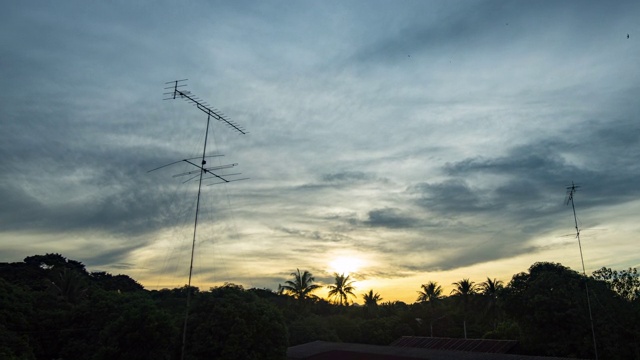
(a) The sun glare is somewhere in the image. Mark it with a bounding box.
[329,257,363,275]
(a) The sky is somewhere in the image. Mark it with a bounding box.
[1,0,639,304]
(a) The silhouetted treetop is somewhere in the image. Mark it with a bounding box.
[24,253,87,274]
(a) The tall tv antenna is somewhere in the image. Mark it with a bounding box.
[163,79,247,134]
[565,182,598,360]
[152,80,247,360]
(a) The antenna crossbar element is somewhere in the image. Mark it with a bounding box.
[206,176,249,185]
[147,155,224,173]
[565,182,581,206]
[172,163,238,178]
[149,159,244,184]
[165,80,247,135]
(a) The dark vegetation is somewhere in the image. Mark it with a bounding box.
[1,253,639,359]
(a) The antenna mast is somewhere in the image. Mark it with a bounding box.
[153,80,247,360]
[566,182,598,360]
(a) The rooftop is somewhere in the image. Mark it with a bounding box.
[287,339,589,360]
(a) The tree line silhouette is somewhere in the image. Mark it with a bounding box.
[1,253,639,359]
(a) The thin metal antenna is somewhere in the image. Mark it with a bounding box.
[164,79,248,135]
[566,182,598,360]
[153,80,249,360]
[147,155,224,173]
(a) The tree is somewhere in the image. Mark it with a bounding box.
[479,278,503,297]
[592,267,640,302]
[186,284,288,360]
[0,278,35,359]
[279,269,321,303]
[90,271,144,293]
[417,281,443,303]
[500,262,636,358]
[479,277,503,330]
[362,289,382,317]
[327,273,356,306]
[417,281,443,337]
[288,315,338,346]
[24,253,86,274]
[451,278,478,339]
[362,289,382,307]
[93,295,176,360]
[47,268,88,304]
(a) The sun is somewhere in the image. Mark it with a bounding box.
[329,257,363,276]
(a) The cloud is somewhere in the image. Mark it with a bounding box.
[349,0,634,67]
[410,179,495,215]
[273,226,350,243]
[363,208,419,229]
[1,1,640,301]
[321,171,374,183]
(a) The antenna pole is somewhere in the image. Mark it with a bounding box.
[180,114,212,360]
[157,80,247,360]
[567,182,598,360]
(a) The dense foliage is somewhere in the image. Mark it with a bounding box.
[0,254,287,360]
[1,254,639,359]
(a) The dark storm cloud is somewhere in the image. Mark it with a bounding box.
[444,117,640,209]
[363,208,419,229]
[0,116,204,237]
[445,144,568,178]
[387,226,556,273]
[0,122,236,249]
[0,11,239,241]
[400,103,640,272]
[410,179,495,214]
[414,98,640,214]
[427,242,539,272]
[0,175,195,238]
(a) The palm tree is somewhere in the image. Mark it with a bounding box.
[479,277,503,300]
[362,289,382,306]
[362,289,382,317]
[417,281,443,303]
[451,278,478,339]
[279,269,321,303]
[479,277,504,330]
[327,273,356,306]
[417,281,444,337]
[48,268,88,303]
